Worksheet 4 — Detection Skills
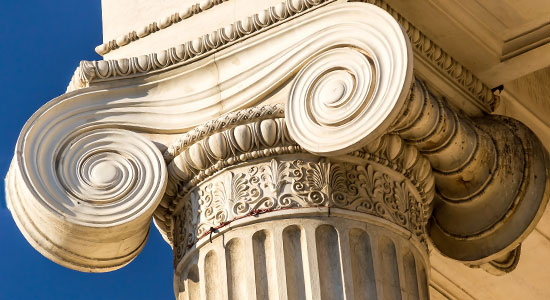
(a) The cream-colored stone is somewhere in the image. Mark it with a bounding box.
[5,0,550,299]
[168,118,433,299]
[6,128,167,272]
[100,0,299,59]
[383,0,550,86]
[176,212,429,300]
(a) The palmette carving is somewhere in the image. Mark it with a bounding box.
[173,158,428,263]
[164,102,436,264]
[155,105,301,241]
[164,116,297,199]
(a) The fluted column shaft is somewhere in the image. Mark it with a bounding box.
[175,211,429,300]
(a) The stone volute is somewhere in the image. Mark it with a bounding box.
[4,0,550,299]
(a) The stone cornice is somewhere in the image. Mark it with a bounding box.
[96,0,231,56]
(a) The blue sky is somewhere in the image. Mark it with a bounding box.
[0,1,174,299]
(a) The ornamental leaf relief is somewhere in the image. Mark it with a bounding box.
[173,158,427,263]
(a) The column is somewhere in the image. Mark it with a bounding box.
[168,109,433,300]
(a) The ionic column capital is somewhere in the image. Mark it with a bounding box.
[161,105,435,266]
[5,0,548,280]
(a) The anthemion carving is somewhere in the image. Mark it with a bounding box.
[5,1,550,299]
[167,107,434,260]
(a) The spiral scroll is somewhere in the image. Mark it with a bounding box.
[286,6,413,156]
[6,125,166,272]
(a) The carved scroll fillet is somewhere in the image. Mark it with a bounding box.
[287,58,549,267]
[390,79,550,266]
[285,5,413,156]
[476,244,521,276]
